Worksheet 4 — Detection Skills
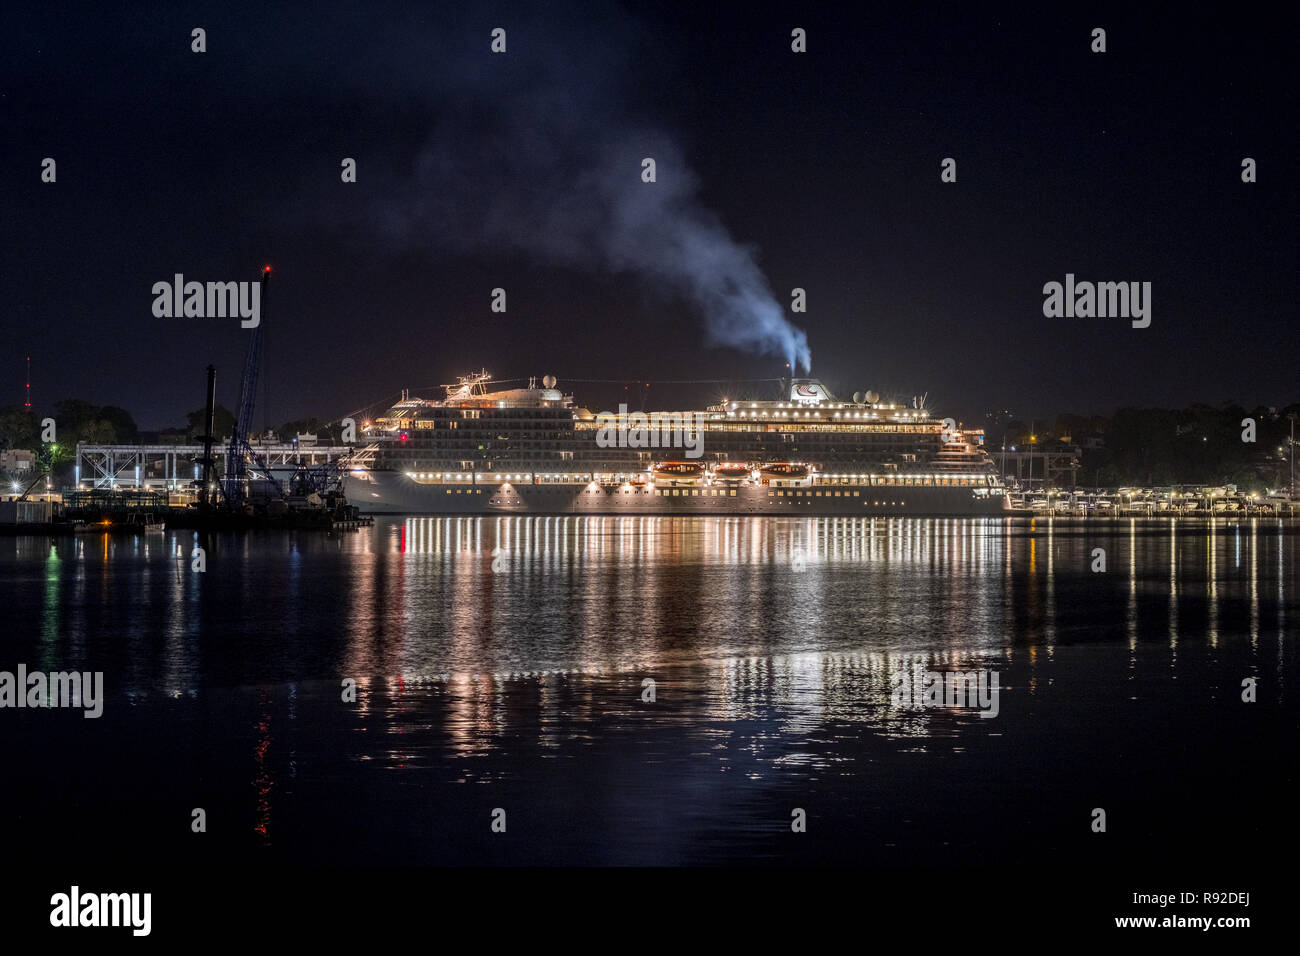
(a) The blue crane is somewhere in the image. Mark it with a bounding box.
[220,266,283,509]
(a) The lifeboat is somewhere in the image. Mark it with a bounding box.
[652,461,706,486]
[712,463,752,482]
[653,461,706,478]
[759,462,809,479]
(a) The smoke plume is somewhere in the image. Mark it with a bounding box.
[366,12,812,372]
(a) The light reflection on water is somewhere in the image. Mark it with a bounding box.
[3,516,1295,863]
[3,516,1294,694]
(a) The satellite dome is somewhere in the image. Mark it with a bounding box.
[852,391,865,404]
[865,390,880,404]
[542,374,556,389]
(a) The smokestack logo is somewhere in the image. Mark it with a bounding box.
[151,274,261,328]
[790,379,832,403]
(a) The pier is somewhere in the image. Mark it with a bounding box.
[1,489,373,534]
[1007,487,1296,518]
[74,441,355,491]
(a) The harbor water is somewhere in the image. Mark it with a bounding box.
[2,516,1295,867]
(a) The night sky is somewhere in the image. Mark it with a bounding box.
[3,2,1295,430]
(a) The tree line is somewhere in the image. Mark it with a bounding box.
[0,400,348,466]
[987,403,1298,490]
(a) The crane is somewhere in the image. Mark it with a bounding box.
[220,266,283,510]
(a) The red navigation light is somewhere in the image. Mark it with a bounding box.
[399,433,408,443]
[263,265,272,273]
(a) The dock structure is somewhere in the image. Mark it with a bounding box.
[997,447,1081,489]
[75,442,355,491]
[1009,488,1297,518]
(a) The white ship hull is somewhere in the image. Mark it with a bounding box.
[346,470,1010,517]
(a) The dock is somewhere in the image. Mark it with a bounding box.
[1,490,373,535]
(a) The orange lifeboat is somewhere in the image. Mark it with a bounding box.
[712,463,752,481]
[653,461,706,479]
[759,462,809,479]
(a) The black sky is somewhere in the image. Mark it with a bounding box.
[2,1,1295,429]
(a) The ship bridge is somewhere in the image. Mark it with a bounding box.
[371,374,572,432]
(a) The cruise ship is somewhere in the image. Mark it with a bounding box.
[344,371,1009,516]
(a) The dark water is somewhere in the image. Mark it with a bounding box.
[2,516,1296,867]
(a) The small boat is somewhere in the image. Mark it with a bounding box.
[653,461,705,478]
[71,513,166,533]
[712,463,752,482]
[759,462,809,479]
[652,461,706,486]
[127,512,166,532]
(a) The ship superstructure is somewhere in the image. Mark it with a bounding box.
[344,372,1008,516]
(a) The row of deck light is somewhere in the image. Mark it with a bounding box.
[403,469,987,484]
[729,401,919,412]
[724,408,929,421]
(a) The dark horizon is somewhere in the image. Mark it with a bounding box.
[3,2,1295,430]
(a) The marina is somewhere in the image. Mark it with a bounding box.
[1009,487,1296,518]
